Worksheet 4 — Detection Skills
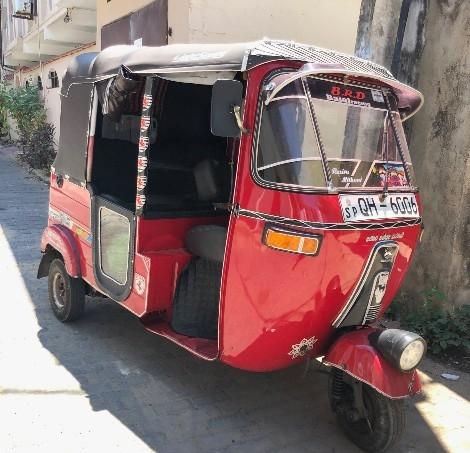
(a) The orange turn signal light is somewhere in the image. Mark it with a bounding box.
[264,228,321,256]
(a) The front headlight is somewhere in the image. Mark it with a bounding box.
[399,339,426,371]
[371,329,427,372]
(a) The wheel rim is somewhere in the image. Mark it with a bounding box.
[339,383,379,439]
[350,390,375,435]
[52,272,66,309]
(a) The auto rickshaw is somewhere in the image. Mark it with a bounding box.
[38,40,427,452]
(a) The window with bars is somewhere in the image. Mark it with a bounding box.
[48,70,59,89]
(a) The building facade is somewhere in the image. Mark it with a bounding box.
[1,0,363,140]
[97,0,361,53]
[1,0,97,138]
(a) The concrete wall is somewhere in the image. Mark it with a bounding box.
[168,0,362,53]
[401,0,470,307]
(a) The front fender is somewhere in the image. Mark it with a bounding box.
[39,225,81,278]
[324,328,421,399]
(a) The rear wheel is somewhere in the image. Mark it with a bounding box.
[48,258,85,322]
[328,368,405,453]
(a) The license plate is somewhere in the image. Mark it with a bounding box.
[340,193,419,222]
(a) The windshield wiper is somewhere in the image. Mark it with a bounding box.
[301,77,334,190]
[258,157,321,171]
[380,112,390,202]
[383,91,413,187]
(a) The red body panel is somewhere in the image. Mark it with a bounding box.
[136,216,227,315]
[47,172,229,317]
[217,62,422,371]
[143,320,218,360]
[42,61,424,388]
[324,328,421,398]
[40,224,82,277]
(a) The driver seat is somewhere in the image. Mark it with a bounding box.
[184,159,229,262]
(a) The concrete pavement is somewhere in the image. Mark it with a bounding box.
[0,146,468,453]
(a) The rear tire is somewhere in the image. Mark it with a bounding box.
[171,258,221,339]
[328,368,405,453]
[48,258,85,322]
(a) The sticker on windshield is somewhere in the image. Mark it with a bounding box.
[366,161,409,188]
[328,159,362,187]
[308,79,387,110]
[371,89,385,103]
[328,159,372,188]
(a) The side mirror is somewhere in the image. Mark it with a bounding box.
[211,79,244,137]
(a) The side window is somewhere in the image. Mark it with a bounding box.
[99,207,130,284]
[53,83,94,183]
[48,70,60,89]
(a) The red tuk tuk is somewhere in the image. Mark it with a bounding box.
[38,40,426,452]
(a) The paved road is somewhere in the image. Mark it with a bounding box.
[0,147,467,453]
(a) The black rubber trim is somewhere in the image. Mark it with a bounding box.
[91,195,136,302]
[334,242,399,327]
[142,209,227,219]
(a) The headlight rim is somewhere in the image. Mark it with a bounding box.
[370,328,427,373]
[398,337,427,372]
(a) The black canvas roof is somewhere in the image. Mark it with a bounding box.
[61,40,423,118]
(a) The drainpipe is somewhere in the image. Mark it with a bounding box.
[391,0,412,77]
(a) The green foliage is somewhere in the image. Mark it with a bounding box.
[391,288,470,356]
[0,83,10,139]
[0,81,55,169]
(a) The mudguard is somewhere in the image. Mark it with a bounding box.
[324,328,421,399]
[38,225,81,278]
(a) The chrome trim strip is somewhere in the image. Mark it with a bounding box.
[362,271,391,324]
[238,208,422,231]
[332,242,398,327]
[323,361,417,399]
[258,156,321,171]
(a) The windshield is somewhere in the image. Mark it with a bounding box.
[256,76,415,191]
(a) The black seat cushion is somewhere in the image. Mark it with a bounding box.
[193,159,229,202]
[185,225,227,262]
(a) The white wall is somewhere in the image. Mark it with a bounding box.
[17,44,98,143]
[169,0,362,53]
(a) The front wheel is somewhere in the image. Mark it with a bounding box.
[48,258,85,322]
[328,368,405,453]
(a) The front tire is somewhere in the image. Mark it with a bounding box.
[328,368,405,453]
[48,258,85,322]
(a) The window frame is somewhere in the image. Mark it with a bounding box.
[48,70,60,89]
[251,70,418,194]
[98,205,131,285]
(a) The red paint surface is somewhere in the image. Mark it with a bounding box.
[41,60,424,391]
[40,224,81,277]
[218,62,421,371]
[324,328,421,398]
[143,320,218,360]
